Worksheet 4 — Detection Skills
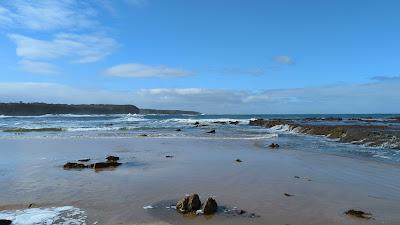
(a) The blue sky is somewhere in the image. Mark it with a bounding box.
[0,0,399,113]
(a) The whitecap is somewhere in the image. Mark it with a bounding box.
[0,206,87,225]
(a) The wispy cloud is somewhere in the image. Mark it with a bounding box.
[19,60,58,75]
[1,0,117,74]
[0,0,97,31]
[220,68,264,76]
[273,55,295,65]
[370,75,400,81]
[1,78,399,114]
[8,33,117,67]
[104,63,193,78]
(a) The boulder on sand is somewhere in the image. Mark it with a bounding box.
[203,197,218,215]
[176,193,202,213]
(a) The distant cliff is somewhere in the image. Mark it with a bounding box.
[0,103,140,116]
[139,108,200,115]
[0,103,200,116]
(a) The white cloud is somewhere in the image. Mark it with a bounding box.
[9,33,117,64]
[19,60,58,75]
[1,79,399,114]
[0,0,97,31]
[104,63,193,78]
[273,55,295,65]
[1,0,117,74]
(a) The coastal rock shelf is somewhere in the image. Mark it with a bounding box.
[249,119,400,149]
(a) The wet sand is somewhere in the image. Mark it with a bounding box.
[1,137,400,224]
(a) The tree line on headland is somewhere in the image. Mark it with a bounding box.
[0,102,199,116]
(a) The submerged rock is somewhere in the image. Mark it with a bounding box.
[91,161,122,169]
[106,156,120,161]
[63,162,88,169]
[269,143,279,148]
[176,194,202,214]
[0,220,12,225]
[78,158,90,162]
[207,129,216,134]
[203,197,218,215]
[345,209,372,219]
[175,128,182,131]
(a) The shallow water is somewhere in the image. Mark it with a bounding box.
[0,114,400,162]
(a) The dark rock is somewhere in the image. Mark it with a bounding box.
[269,143,279,148]
[188,194,202,212]
[165,155,174,158]
[294,176,300,179]
[175,128,182,131]
[176,194,201,214]
[78,158,90,162]
[236,159,243,163]
[284,193,294,197]
[139,134,148,137]
[345,209,372,219]
[194,122,200,125]
[0,220,12,225]
[207,129,216,134]
[203,197,218,215]
[106,156,120,161]
[91,161,122,169]
[63,162,88,169]
[229,121,239,125]
[213,121,227,125]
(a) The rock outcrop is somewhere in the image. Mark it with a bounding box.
[203,197,218,215]
[176,194,201,214]
[249,119,400,149]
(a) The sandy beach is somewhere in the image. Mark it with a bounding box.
[1,136,399,225]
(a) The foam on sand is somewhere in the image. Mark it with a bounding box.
[0,206,86,225]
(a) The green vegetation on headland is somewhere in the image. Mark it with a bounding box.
[3,128,64,132]
[0,102,200,116]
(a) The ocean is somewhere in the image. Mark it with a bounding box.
[1,113,400,163]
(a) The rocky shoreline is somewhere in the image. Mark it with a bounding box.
[249,119,400,149]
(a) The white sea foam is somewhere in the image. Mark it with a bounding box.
[163,118,252,125]
[66,127,122,132]
[267,124,301,134]
[0,206,86,225]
